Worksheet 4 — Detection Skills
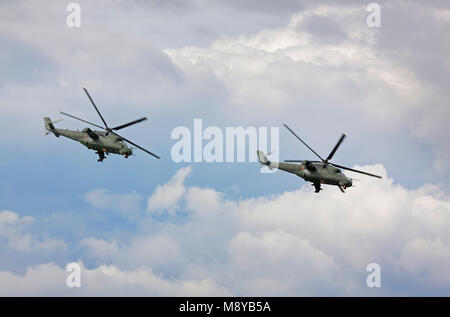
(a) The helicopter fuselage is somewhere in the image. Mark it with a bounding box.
[46,123,133,158]
[276,161,353,188]
[257,125,381,193]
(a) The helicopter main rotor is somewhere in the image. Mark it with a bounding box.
[283,124,381,179]
[60,87,160,159]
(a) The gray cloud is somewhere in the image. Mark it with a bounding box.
[165,3,450,185]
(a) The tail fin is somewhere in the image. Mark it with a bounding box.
[257,150,270,166]
[44,117,59,137]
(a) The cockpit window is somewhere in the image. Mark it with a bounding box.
[336,169,341,173]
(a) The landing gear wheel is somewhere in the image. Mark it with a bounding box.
[96,151,105,162]
[313,183,322,193]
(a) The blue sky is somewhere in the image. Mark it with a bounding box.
[0,0,449,296]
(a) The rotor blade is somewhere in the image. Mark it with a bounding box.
[60,112,106,130]
[117,134,160,159]
[112,117,147,131]
[331,163,382,179]
[284,160,303,162]
[83,88,109,129]
[326,134,346,162]
[283,124,324,162]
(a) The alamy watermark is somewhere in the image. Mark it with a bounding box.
[66,3,81,28]
[366,3,381,28]
[66,3,380,29]
[66,262,81,288]
[170,119,279,172]
[366,263,381,288]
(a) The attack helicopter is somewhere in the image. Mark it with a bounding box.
[257,124,381,193]
[44,88,160,162]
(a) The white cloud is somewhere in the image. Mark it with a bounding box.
[0,211,66,254]
[80,234,184,274]
[0,262,231,296]
[185,186,223,214]
[226,231,340,296]
[147,166,192,214]
[66,167,450,295]
[2,165,450,295]
[398,237,450,288]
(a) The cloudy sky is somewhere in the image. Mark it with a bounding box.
[0,0,449,296]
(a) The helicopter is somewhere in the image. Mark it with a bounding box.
[44,88,160,162]
[257,124,381,193]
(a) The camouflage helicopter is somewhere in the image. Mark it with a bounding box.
[257,124,381,193]
[44,88,160,162]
